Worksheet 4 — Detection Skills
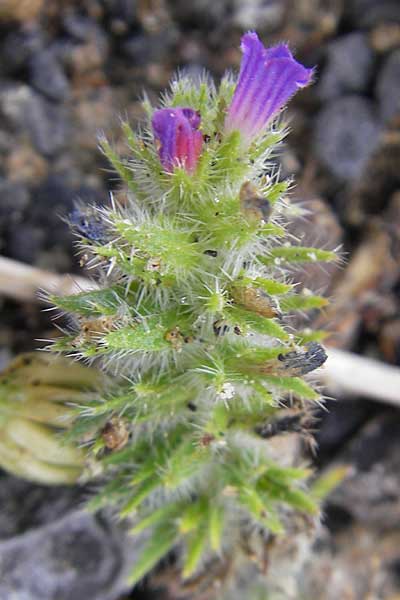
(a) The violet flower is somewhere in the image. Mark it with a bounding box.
[152,107,203,174]
[225,32,313,144]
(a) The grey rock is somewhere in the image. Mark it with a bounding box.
[169,0,230,29]
[0,475,144,600]
[123,31,178,65]
[232,0,286,32]
[63,14,100,42]
[318,33,374,100]
[0,180,30,254]
[103,0,138,22]
[326,413,400,530]
[29,50,70,102]
[346,0,400,28]
[314,398,378,466]
[376,50,400,122]
[8,223,44,265]
[0,84,68,156]
[313,95,382,181]
[0,180,29,228]
[26,95,69,157]
[1,27,44,74]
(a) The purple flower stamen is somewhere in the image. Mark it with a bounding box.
[225,32,314,144]
[152,107,203,174]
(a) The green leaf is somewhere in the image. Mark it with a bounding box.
[262,376,320,400]
[179,497,209,534]
[120,476,160,517]
[311,465,349,501]
[209,503,224,552]
[128,524,178,586]
[278,487,318,514]
[265,465,311,484]
[51,287,125,317]
[226,307,289,341]
[295,329,330,345]
[183,523,209,578]
[162,439,208,489]
[104,321,169,353]
[112,217,199,274]
[131,502,184,535]
[261,246,337,265]
[251,278,293,295]
[237,487,284,534]
[280,294,328,312]
[264,181,290,205]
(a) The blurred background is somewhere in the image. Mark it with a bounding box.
[0,0,399,598]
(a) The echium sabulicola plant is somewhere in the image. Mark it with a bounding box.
[49,32,336,596]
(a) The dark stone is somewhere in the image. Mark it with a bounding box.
[376,50,400,122]
[27,95,68,156]
[0,474,145,600]
[0,180,29,230]
[326,412,400,529]
[169,0,230,29]
[29,49,70,102]
[49,39,77,69]
[122,31,178,65]
[0,27,44,74]
[7,223,44,264]
[0,476,86,540]
[314,397,379,465]
[62,14,99,42]
[313,95,382,181]
[0,180,30,255]
[0,83,69,156]
[318,33,374,100]
[104,0,138,27]
[346,0,400,28]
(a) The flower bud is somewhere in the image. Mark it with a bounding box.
[152,107,203,174]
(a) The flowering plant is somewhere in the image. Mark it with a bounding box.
[49,32,335,595]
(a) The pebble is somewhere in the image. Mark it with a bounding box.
[62,13,99,42]
[29,49,70,102]
[0,476,144,600]
[0,84,68,156]
[169,0,230,29]
[0,0,44,23]
[315,398,379,465]
[370,23,400,52]
[346,0,400,28]
[232,0,286,32]
[327,413,400,528]
[0,180,30,254]
[5,145,48,184]
[102,0,138,35]
[0,26,44,74]
[313,95,382,181]
[376,49,400,122]
[7,223,44,265]
[25,93,69,156]
[122,31,177,65]
[318,33,375,100]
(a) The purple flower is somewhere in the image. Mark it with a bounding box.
[225,32,313,144]
[152,107,203,174]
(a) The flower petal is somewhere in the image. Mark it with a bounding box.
[225,32,314,144]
